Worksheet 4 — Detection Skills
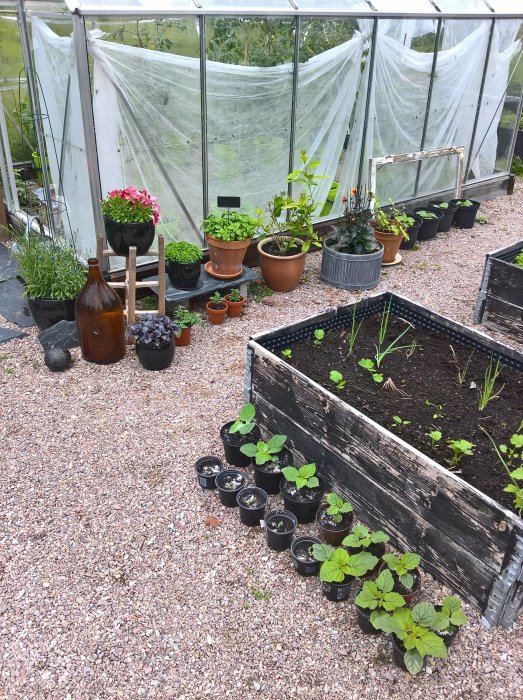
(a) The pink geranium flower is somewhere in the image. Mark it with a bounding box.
[101,187,160,225]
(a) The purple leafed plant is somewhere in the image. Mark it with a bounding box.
[130,314,179,346]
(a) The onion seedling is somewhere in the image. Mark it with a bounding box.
[478,357,504,411]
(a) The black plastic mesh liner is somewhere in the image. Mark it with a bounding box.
[494,245,523,264]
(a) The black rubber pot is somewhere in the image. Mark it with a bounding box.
[280,479,322,524]
[166,260,201,289]
[355,601,381,635]
[450,199,480,229]
[322,575,354,602]
[400,214,422,250]
[265,509,297,551]
[290,536,322,576]
[195,456,224,490]
[253,447,293,495]
[103,216,155,256]
[215,469,246,507]
[27,296,76,331]
[237,487,268,526]
[135,336,175,371]
[220,421,262,468]
[345,541,387,560]
[413,207,444,241]
[428,201,457,232]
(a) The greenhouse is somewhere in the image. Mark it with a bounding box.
[0,1,522,264]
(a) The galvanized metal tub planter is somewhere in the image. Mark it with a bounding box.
[320,237,384,290]
[246,292,523,628]
[475,240,523,342]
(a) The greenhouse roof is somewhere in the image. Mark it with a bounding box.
[61,0,523,17]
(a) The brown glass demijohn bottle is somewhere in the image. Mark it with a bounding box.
[75,258,126,364]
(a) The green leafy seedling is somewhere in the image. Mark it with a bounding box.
[313,329,325,347]
[240,434,287,465]
[358,358,383,383]
[432,596,469,632]
[342,524,390,550]
[426,430,442,449]
[282,463,319,490]
[311,544,378,583]
[281,348,292,360]
[355,569,406,624]
[382,552,421,591]
[329,370,345,391]
[447,439,475,467]
[325,492,353,524]
[391,415,411,433]
[229,403,256,435]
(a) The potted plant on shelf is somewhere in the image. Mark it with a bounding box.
[220,403,261,468]
[316,492,354,546]
[311,542,378,602]
[100,186,159,256]
[224,288,245,317]
[165,240,203,289]
[412,207,444,241]
[381,551,422,604]
[257,150,323,293]
[202,209,260,279]
[354,568,406,634]
[265,509,298,551]
[240,434,293,494]
[130,314,179,370]
[14,234,87,331]
[320,187,384,290]
[428,200,457,232]
[371,197,408,264]
[172,306,202,347]
[280,462,322,523]
[449,199,481,229]
[206,292,228,324]
[433,595,469,647]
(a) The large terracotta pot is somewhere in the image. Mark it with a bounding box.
[206,235,251,278]
[373,228,404,264]
[257,237,306,293]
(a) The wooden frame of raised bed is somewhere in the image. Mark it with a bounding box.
[246,292,523,628]
[475,239,523,342]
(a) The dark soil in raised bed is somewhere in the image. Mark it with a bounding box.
[287,315,523,511]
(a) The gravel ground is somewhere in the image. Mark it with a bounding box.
[1,185,522,699]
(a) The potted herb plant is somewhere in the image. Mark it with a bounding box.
[316,492,354,546]
[14,234,87,331]
[195,456,224,490]
[428,200,457,232]
[371,197,408,264]
[354,568,406,634]
[311,542,378,602]
[449,199,481,229]
[265,509,298,551]
[280,462,322,523]
[290,536,322,576]
[320,187,384,290]
[101,186,159,256]
[240,434,293,494]
[165,240,203,289]
[412,207,444,241]
[381,551,422,604]
[206,292,228,324]
[220,403,261,469]
[433,595,469,647]
[257,150,323,292]
[202,210,260,279]
[224,288,245,317]
[172,306,202,347]
[236,486,268,526]
[130,314,179,371]
[215,469,247,507]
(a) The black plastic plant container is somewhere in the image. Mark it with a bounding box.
[237,486,268,526]
[195,456,224,490]
[391,635,424,673]
[290,536,322,576]
[434,605,459,647]
[355,600,381,634]
[220,421,262,468]
[428,200,457,232]
[166,260,201,289]
[265,509,297,551]
[413,207,444,241]
[27,296,76,331]
[253,447,293,495]
[322,575,354,602]
[215,469,246,507]
[450,199,480,229]
[400,214,422,250]
[135,337,175,371]
[103,216,155,256]
[280,479,322,524]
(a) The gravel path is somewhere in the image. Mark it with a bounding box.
[1,185,522,699]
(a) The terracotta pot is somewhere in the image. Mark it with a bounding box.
[257,237,306,293]
[373,228,404,264]
[175,326,192,346]
[206,301,228,325]
[206,235,251,278]
[224,295,245,317]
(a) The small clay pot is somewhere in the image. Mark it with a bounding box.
[224,294,245,317]
[175,326,192,347]
[206,301,228,325]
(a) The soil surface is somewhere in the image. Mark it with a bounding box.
[281,481,322,503]
[289,314,523,511]
[266,516,294,534]
[317,504,353,530]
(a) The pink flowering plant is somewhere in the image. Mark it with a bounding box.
[101,187,160,225]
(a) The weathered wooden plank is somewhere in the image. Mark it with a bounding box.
[484,296,523,343]
[253,392,497,611]
[488,258,523,307]
[251,351,515,564]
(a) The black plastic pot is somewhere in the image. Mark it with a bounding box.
[195,456,224,490]
[220,421,262,468]
[135,336,175,371]
[400,214,422,250]
[434,605,458,647]
[355,601,381,635]
[215,469,246,507]
[428,201,457,232]
[265,509,297,551]
[280,479,322,524]
[449,199,480,229]
[345,542,387,560]
[103,216,155,256]
[253,447,293,495]
[27,296,76,331]
[322,575,354,602]
[412,207,444,241]
[290,536,322,576]
[391,635,411,672]
[166,260,201,289]
[237,486,268,526]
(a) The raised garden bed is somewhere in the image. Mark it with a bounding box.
[246,292,523,628]
[475,240,523,342]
